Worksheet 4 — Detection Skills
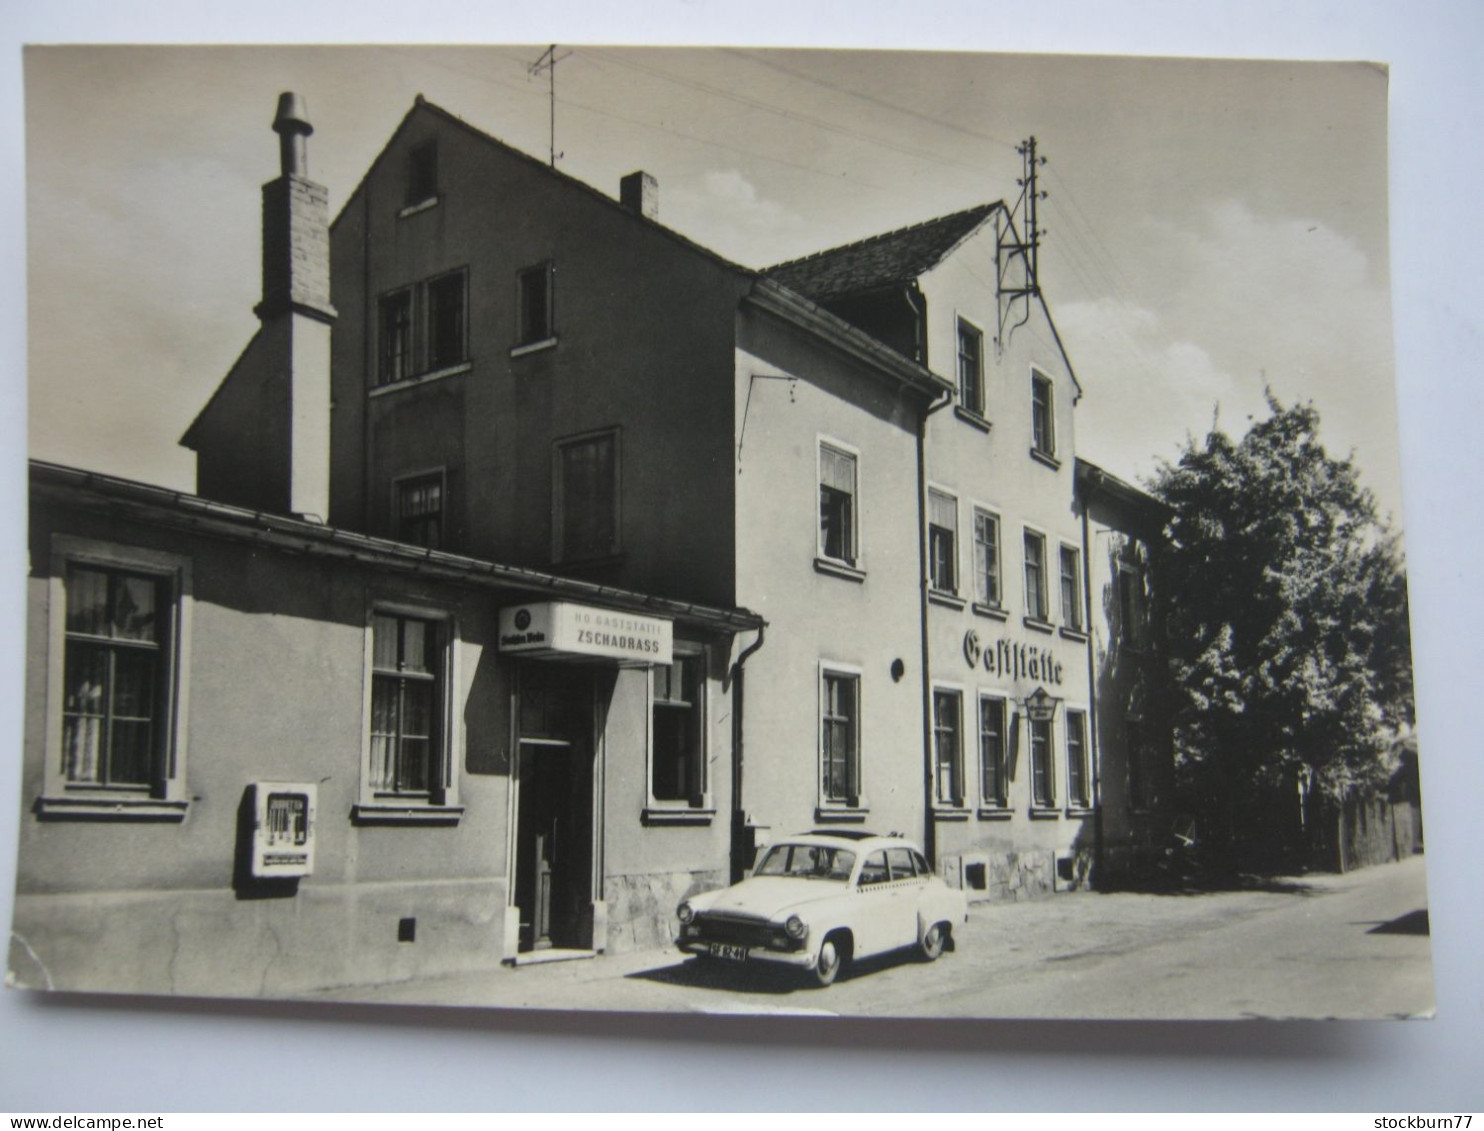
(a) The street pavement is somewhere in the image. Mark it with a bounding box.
[310,853,1435,1021]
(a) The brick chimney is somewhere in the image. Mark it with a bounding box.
[181,92,337,522]
[620,170,658,220]
[259,93,335,321]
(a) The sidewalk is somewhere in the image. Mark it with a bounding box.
[306,854,1432,1019]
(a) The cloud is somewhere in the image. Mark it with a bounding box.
[1054,198,1402,517]
[664,169,807,266]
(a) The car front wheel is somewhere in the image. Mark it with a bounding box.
[813,934,846,987]
[918,922,947,962]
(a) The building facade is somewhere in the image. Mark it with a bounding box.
[11,93,1172,996]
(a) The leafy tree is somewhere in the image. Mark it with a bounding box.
[1150,394,1414,868]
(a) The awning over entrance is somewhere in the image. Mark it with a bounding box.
[498,600,673,666]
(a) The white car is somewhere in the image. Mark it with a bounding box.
[676,831,968,986]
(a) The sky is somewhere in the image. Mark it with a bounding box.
[22,44,1403,520]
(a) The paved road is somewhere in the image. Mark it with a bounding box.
[312,854,1434,1021]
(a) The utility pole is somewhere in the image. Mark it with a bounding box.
[996,135,1049,348]
[527,44,571,168]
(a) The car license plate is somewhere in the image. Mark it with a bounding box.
[709,942,748,962]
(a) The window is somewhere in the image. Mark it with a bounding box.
[820,670,861,807]
[517,262,554,346]
[932,689,964,808]
[1118,563,1148,649]
[979,695,1008,808]
[61,567,164,789]
[426,272,467,371]
[957,319,983,415]
[369,613,444,797]
[395,472,444,549]
[886,847,919,881]
[1024,530,1048,621]
[818,442,858,567]
[406,140,438,206]
[378,289,413,385]
[376,269,469,386]
[928,489,958,594]
[1030,715,1055,808]
[1067,709,1090,809]
[43,539,192,819]
[1126,717,1151,810]
[555,430,620,562]
[652,651,706,808]
[1031,372,1056,457]
[973,508,1001,607]
[1060,544,1083,631]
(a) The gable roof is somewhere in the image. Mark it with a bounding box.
[766,203,1000,301]
[333,96,756,282]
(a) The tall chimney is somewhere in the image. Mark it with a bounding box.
[620,170,658,220]
[259,92,336,521]
[182,92,336,522]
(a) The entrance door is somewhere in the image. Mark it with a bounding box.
[514,664,594,952]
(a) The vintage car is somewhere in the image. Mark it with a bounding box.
[675,831,968,986]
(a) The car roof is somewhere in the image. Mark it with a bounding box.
[769,831,925,853]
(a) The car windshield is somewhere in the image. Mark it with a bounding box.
[754,843,856,880]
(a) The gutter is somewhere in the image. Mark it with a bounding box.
[31,461,763,635]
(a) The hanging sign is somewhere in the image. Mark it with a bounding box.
[499,601,673,665]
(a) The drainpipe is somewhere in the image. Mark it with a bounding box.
[1079,472,1104,884]
[730,622,767,882]
[917,387,952,866]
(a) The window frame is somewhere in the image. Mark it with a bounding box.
[1030,369,1058,464]
[355,599,462,823]
[377,287,415,387]
[1029,712,1057,811]
[392,468,447,550]
[1118,561,1149,651]
[816,437,863,576]
[1065,707,1092,811]
[515,260,556,350]
[1059,542,1085,635]
[374,268,472,389]
[40,536,193,820]
[1023,527,1050,625]
[645,644,712,821]
[552,427,623,564]
[927,486,959,598]
[931,685,967,811]
[971,504,1003,613]
[956,316,985,418]
[817,663,866,817]
[425,268,468,373]
[978,693,1010,811]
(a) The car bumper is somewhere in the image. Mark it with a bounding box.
[677,939,817,969]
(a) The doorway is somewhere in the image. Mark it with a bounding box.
[514,663,595,952]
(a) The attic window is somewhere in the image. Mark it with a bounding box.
[406,141,438,207]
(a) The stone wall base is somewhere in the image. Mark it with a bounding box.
[603,869,728,954]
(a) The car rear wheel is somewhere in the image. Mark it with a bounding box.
[813,933,848,987]
[919,922,947,961]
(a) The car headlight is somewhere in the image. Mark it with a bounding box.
[677,901,696,925]
[784,914,807,940]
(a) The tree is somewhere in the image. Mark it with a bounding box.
[1150,395,1414,869]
